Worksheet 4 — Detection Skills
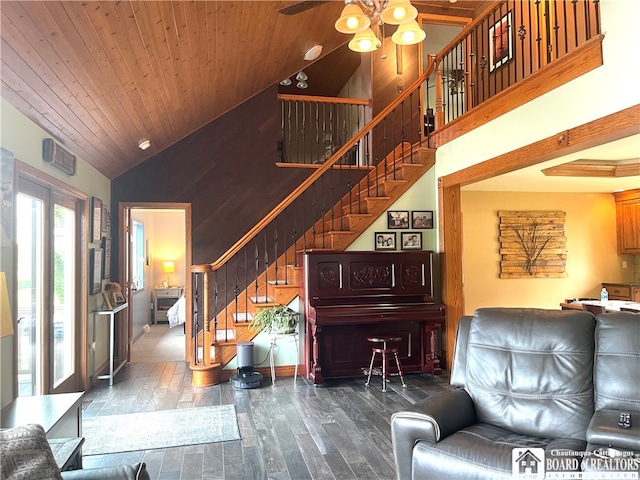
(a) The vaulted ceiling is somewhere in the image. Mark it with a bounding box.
[0,0,484,180]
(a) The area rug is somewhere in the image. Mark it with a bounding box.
[82,405,240,455]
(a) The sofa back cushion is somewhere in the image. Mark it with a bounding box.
[594,312,640,412]
[465,308,595,440]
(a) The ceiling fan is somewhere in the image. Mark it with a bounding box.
[278,1,330,16]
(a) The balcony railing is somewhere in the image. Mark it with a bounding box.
[428,0,601,129]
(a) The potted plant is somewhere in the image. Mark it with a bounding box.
[249,305,299,335]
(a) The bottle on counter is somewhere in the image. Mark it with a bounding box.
[600,287,608,305]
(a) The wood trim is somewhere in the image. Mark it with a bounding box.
[431,34,605,148]
[440,104,640,188]
[277,94,371,106]
[437,183,463,367]
[438,104,640,369]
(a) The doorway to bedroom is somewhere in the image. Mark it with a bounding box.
[120,203,191,363]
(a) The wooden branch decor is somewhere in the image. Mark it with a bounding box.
[498,211,567,279]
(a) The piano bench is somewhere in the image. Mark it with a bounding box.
[364,334,407,392]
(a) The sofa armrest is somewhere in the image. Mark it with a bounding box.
[391,388,476,480]
[61,462,150,480]
[587,410,640,451]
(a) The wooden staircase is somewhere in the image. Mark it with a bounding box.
[206,143,436,380]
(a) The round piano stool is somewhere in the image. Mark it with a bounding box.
[364,334,407,392]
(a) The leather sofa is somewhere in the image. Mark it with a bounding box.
[391,308,640,479]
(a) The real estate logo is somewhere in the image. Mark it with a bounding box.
[512,448,545,480]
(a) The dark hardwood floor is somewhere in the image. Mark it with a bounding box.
[82,325,452,480]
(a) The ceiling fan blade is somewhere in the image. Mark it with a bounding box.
[278,1,330,16]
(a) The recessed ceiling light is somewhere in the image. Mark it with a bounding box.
[139,139,151,150]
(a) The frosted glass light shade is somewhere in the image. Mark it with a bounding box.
[380,0,418,25]
[391,20,426,45]
[348,27,381,52]
[335,4,370,34]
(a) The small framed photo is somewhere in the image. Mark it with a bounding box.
[91,197,102,243]
[102,237,111,280]
[412,210,434,229]
[387,210,409,229]
[375,232,396,250]
[401,232,422,250]
[101,204,109,234]
[489,11,513,72]
[90,248,102,294]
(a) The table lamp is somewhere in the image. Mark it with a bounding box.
[162,261,175,287]
[1,272,14,338]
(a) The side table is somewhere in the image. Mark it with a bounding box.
[269,332,299,386]
[93,302,129,386]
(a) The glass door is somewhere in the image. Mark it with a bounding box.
[16,186,44,395]
[16,178,81,395]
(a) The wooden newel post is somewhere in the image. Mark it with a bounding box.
[190,263,220,386]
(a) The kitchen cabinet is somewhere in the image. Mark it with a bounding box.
[613,189,640,254]
[601,283,640,303]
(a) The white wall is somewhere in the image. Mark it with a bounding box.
[1,98,111,407]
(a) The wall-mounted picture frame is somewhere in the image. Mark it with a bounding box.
[412,210,434,229]
[401,232,422,250]
[91,197,102,243]
[387,210,409,229]
[489,11,513,72]
[102,236,111,280]
[101,204,109,234]
[375,232,396,250]
[90,248,103,294]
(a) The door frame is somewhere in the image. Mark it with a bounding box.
[118,202,192,363]
[14,161,89,393]
[438,105,640,369]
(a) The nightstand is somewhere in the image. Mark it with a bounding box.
[154,287,182,324]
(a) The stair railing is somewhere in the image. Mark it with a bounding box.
[277,95,371,166]
[190,57,438,369]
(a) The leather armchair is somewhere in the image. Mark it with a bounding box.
[391,308,596,480]
[583,312,640,475]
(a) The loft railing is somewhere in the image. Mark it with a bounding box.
[278,95,371,166]
[190,62,436,369]
[427,0,601,128]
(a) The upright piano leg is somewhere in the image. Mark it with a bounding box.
[310,324,324,385]
[424,322,442,376]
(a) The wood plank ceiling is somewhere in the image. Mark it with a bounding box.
[1,1,482,179]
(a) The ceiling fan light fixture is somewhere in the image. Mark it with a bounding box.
[296,80,308,89]
[348,27,381,52]
[380,0,418,25]
[296,71,308,81]
[303,44,323,61]
[279,78,292,86]
[391,19,426,45]
[138,139,151,150]
[335,4,370,34]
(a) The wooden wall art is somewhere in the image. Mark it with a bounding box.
[498,211,567,279]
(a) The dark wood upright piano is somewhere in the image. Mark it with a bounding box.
[299,250,445,385]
